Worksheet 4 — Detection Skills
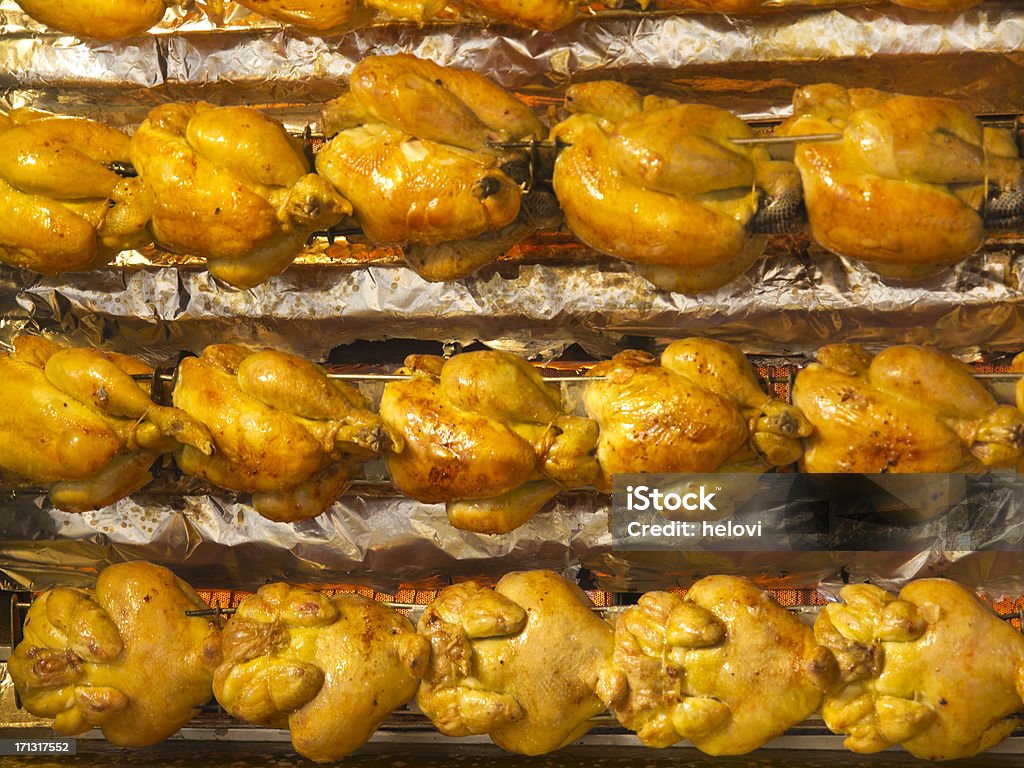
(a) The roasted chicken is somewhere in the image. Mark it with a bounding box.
[215,584,429,762]
[8,562,221,747]
[317,55,549,281]
[599,577,834,753]
[380,351,600,533]
[451,0,577,28]
[172,344,390,522]
[584,339,811,489]
[417,570,613,755]
[816,579,1024,760]
[551,81,801,292]
[229,0,359,29]
[794,343,1024,472]
[0,335,213,512]
[0,110,152,274]
[776,84,1021,279]
[14,0,179,38]
[130,102,350,288]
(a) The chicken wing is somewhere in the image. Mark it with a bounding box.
[8,562,221,747]
[231,0,358,29]
[794,343,1024,472]
[14,0,179,38]
[214,584,429,762]
[584,339,811,489]
[0,110,152,274]
[816,579,1024,760]
[417,570,613,755]
[451,0,577,29]
[172,344,390,522]
[776,84,1019,279]
[598,577,834,753]
[130,102,351,288]
[552,82,800,292]
[380,351,600,532]
[0,335,212,511]
[317,55,549,281]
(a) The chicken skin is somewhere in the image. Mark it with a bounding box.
[317,55,547,282]
[214,584,429,762]
[452,0,577,29]
[776,84,1020,279]
[0,111,152,274]
[231,0,358,29]
[8,562,221,747]
[584,339,811,490]
[14,0,179,38]
[380,351,600,533]
[130,103,350,288]
[794,343,1024,472]
[0,335,212,512]
[417,570,613,755]
[552,82,801,292]
[598,577,834,754]
[172,344,390,523]
[816,579,1024,760]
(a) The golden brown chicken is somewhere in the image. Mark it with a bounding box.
[598,577,834,753]
[793,343,1024,472]
[172,344,390,522]
[776,84,1020,279]
[8,562,221,747]
[584,339,811,489]
[380,351,600,533]
[816,579,1024,760]
[214,583,429,762]
[451,0,577,28]
[417,570,613,755]
[130,102,350,288]
[0,335,213,512]
[552,82,801,293]
[0,110,152,274]
[316,55,549,282]
[14,0,180,38]
[228,0,359,29]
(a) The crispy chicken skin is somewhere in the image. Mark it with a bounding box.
[794,343,1024,472]
[231,0,358,29]
[417,570,613,755]
[599,577,834,753]
[130,102,350,288]
[584,339,811,489]
[451,0,577,29]
[552,82,800,292]
[777,84,1019,279]
[14,0,179,38]
[0,110,152,274]
[816,579,1024,760]
[380,351,600,533]
[0,335,212,511]
[8,562,221,747]
[317,55,547,281]
[214,584,429,762]
[172,344,390,522]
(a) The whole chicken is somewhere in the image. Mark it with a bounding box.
[317,55,550,282]
[551,81,801,292]
[0,335,213,512]
[14,0,180,38]
[793,343,1024,472]
[417,570,613,755]
[8,562,221,747]
[130,102,350,288]
[584,339,811,489]
[598,577,835,753]
[776,84,1021,279]
[214,583,429,762]
[0,110,152,274]
[172,344,390,523]
[380,351,600,533]
[816,579,1024,760]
